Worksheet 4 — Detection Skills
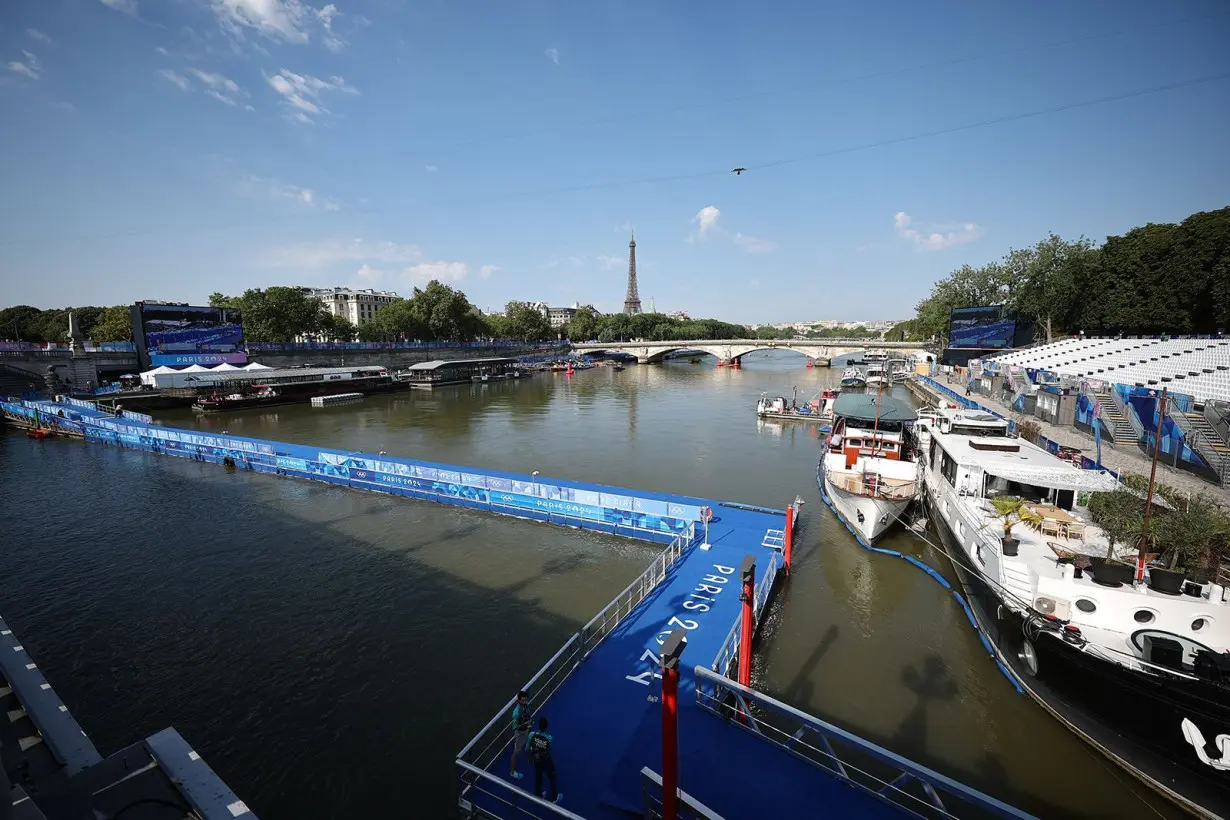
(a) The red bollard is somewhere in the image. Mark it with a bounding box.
[738,556,755,688]
[784,505,794,574]
[660,629,687,820]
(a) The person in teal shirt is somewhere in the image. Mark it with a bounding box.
[509,690,533,780]
[525,717,562,804]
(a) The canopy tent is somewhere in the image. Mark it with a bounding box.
[243,362,272,370]
[140,365,179,386]
[181,364,212,372]
[211,363,241,371]
[981,463,1120,493]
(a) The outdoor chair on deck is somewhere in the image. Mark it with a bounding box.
[1040,520,1064,539]
[1063,521,1086,541]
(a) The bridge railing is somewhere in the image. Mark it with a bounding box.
[694,666,1036,820]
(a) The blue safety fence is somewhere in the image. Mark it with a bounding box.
[1,399,706,544]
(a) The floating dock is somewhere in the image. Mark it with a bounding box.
[310,391,363,406]
[1,396,1035,819]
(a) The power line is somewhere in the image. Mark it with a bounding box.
[443,11,1228,151]
[4,71,1227,247]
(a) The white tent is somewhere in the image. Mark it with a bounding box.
[140,365,178,386]
[244,362,272,370]
[181,364,211,372]
[212,363,241,371]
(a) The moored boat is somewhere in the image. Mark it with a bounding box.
[840,367,867,388]
[917,402,1230,818]
[818,392,919,543]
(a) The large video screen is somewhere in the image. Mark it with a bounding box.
[948,305,1016,349]
[132,303,247,367]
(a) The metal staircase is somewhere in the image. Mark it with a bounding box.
[1169,399,1230,487]
[1091,391,1138,444]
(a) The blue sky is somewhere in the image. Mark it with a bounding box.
[1,0,1227,322]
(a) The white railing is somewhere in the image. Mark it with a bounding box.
[693,667,1036,819]
[639,767,728,820]
[456,761,585,820]
[710,549,781,678]
[828,472,917,501]
[456,525,696,808]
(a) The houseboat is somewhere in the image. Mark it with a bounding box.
[190,366,398,413]
[840,367,867,388]
[818,392,919,543]
[396,357,524,388]
[918,404,1230,819]
[865,360,888,388]
[756,388,840,429]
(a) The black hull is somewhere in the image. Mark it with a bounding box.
[194,380,404,413]
[926,497,1230,819]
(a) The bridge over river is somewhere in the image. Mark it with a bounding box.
[572,338,933,366]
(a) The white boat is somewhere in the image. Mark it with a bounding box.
[818,392,919,544]
[865,361,888,388]
[917,405,1230,817]
[840,367,866,388]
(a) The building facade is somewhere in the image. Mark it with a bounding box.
[309,287,400,326]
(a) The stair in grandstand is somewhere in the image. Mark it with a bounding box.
[1176,410,1230,486]
[1092,393,1138,444]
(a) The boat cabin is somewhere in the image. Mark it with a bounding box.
[397,357,520,388]
[827,393,916,465]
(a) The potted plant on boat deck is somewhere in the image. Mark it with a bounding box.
[1087,488,1143,586]
[989,496,1043,557]
[1151,494,1225,595]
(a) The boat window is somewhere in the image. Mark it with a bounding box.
[848,439,861,448]
[1075,599,1096,613]
[1193,618,1209,632]
[1133,610,1155,624]
[950,424,1007,438]
[940,452,957,486]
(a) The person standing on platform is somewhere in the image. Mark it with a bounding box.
[526,717,562,804]
[509,690,533,780]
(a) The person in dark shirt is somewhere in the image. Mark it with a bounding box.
[509,690,532,780]
[525,717,561,804]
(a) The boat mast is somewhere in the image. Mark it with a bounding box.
[870,377,884,456]
[1137,386,1167,571]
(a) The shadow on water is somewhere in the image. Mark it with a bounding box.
[0,434,652,820]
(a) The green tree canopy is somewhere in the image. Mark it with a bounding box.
[92,306,134,342]
[502,301,553,341]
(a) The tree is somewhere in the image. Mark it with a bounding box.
[1002,234,1094,342]
[208,292,240,309]
[92,306,134,342]
[565,306,599,341]
[503,301,552,341]
[410,280,481,341]
[320,313,356,342]
[236,287,324,342]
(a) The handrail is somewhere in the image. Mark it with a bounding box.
[456,760,586,820]
[639,767,728,820]
[1108,387,1144,440]
[693,666,1036,820]
[457,525,695,773]
[710,550,781,677]
[1167,396,1230,485]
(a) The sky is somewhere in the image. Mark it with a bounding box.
[1,0,1227,323]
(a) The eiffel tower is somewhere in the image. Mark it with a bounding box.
[623,231,642,315]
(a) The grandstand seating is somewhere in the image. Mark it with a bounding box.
[986,337,1230,404]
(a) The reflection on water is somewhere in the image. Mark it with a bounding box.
[3,352,1181,819]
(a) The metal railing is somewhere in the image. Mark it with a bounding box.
[1167,396,1230,486]
[456,761,584,820]
[456,525,696,803]
[1108,387,1144,440]
[639,767,727,820]
[711,550,781,678]
[827,473,917,501]
[693,667,1036,820]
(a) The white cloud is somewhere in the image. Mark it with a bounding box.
[155,46,170,56]
[545,47,560,65]
[7,51,42,80]
[264,238,423,269]
[159,69,192,90]
[316,4,345,52]
[404,261,468,283]
[614,222,633,233]
[101,0,138,14]
[266,68,356,123]
[893,211,984,252]
[479,265,499,280]
[732,233,777,254]
[239,175,338,210]
[26,29,52,45]
[187,68,248,107]
[687,205,776,253]
[355,263,383,282]
[596,255,624,270]
[424,164,438,173]
[211,0,346,49]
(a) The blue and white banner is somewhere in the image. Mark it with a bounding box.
[121,410,154,424]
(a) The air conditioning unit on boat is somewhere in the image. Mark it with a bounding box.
[1034,596,1071,621]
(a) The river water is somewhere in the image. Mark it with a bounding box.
[0,353,1179,819]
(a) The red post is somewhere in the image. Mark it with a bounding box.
[783,505,794,574]
[660,629,687,820]
[738,556,755,688]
